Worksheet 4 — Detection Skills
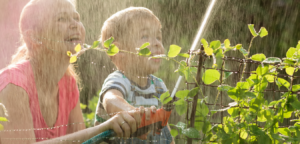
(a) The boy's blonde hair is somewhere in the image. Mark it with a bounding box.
[100,7,161,51]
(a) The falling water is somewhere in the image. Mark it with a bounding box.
[171,0,217,98]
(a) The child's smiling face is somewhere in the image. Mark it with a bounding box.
[121,18,164,76]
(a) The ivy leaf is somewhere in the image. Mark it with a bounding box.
[236,44,242,50]
[103,37,114,48]
[138,48,151,56]
[292,84,300,92]
[286,67,295,76]
[178,53,190,58]
[175,90,189,99]
[140,42,150,49]
[224,39,230,48]
[170,129,178,137]
[201,38,208,48]
[182,128,200,138]
[251,54,266,62]
[168,45,181,58]
[74,44,81,52]
[188,87,199,97]
[202,69,220,85]
[91,41,100,49]
[286,48,296,58]
[263,57,282,64]
[258,27,268,38]
[204,47,213,56]
[248,24,258,37]
[210,40,221,50]
[107,44,119,56]
[70,56,77,63]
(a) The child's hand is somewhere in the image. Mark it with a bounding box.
[136,106,156,140]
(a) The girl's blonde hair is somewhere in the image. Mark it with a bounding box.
[11,0,80,83]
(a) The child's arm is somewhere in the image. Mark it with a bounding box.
[102,89,156,139]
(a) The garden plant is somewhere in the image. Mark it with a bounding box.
[70,24,300,144]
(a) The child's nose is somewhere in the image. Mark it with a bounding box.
[151,39,164,54]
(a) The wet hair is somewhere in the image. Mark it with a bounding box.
[100,7,161,51]
[11,0,80,83]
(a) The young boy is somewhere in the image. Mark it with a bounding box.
[95,7,174,144]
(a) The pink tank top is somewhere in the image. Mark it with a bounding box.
[0,60,79,142]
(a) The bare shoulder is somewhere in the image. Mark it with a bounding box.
[0,84,29,106]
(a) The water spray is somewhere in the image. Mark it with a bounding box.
[170,0,217,98]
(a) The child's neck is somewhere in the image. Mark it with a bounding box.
[121,71,149,88]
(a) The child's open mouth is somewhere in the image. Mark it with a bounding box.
[65,35,82,45]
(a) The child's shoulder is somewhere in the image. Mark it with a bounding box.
[103,71,130,85]
[150,74,165,83]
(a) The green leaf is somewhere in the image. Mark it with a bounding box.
[0,117,8,122]
[170,129,178,137]
[204,47,213,56]
[67,51,72,57]
[256,64,269,76]
[107,44,119,56]
[217,85,233,91]
[174,122,187,131]
[236,44,242,50]
[70,56,77,63]
[286,48,296,58]
[249,125,264,135]
[103,37,114,48]
[202,69,220,85]
[292,84,300,92]
[201,38,208,48]
[138,48,151,56]
[284,111,292,119]
[258,27,268,38]
[140,42,150,49]
[160,91,170,103]
[240,129,248,139]
[188,87,199,97]
[251,53,266,62]
[223,72,233,80]
[163,97,173,104]
[224,39,230,48]
[197,99,209,116]
[276,78,290,89]
[182,128,200,138]
[239,48,249,56]
[210,40,221,50]
[227,107,239,118]
[290,101,300,110]
[278,128,290,136]
[286,67,295,76]
[178,53,190,58]
[214,49,224,58]
[74,44,81,52]
[168,45,181,58]
[174,99,187,116]
[91,41,100,49]
[175,90,189,99]
[265,75,275,83]
[80,103,87,109]
[248,24,258,37]
[263,57,282,64]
